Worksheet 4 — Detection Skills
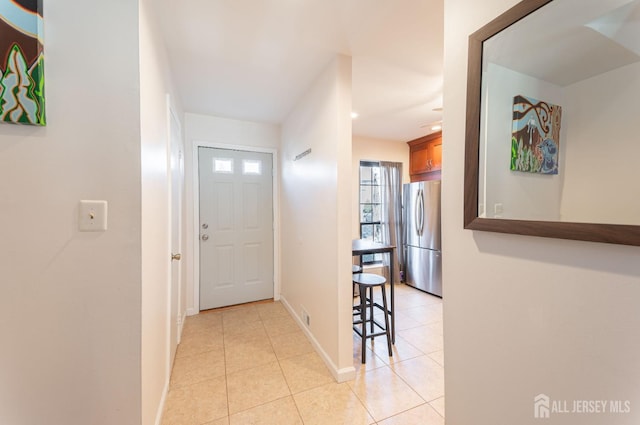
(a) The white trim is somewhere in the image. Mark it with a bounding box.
[154,379,170,425]
[280,295,356,383]
[165,95,173,387]
[192,140,281,314]
[158,93,180,425]
[178,310,187,344]
[166,94,184,379]
[169,100,184,323]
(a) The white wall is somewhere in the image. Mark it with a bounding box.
[0,1,143,424]
[280,55,354,380]
[560,61,640,224]
[351,136,409,239]
[481,63,565,221]
[183,113,280,315]
[444,1,640,424]
[139,1,184,424]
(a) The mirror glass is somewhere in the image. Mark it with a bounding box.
[478,0,640,225]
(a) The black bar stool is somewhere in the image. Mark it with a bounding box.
[352,273,392,363]
[352,264,363,299]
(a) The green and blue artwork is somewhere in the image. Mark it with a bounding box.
[0,0,45,126]
[511,95,561,174]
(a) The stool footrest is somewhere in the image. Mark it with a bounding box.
[353,316,388,337]
[353,328,389,339]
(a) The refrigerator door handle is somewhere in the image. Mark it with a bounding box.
[414,188,420,237]
[417,188,425,236]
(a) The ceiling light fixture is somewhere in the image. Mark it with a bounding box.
[351,112,359,119]
[420,121,442,131]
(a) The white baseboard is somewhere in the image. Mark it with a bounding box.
[186,307,199,316]
[158,313,187,425]
[178,310,188,344]
[154,379,170,425]
[279,295,356,383]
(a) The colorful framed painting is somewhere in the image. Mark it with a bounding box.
[0,0,45,126]
[511,95,561,174]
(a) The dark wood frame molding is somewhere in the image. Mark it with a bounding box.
[463,0,640,246]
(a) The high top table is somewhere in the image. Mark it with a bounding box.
[352,239,396,343]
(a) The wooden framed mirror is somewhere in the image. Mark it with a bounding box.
[464,0,640,246]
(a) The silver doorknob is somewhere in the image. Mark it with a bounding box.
[171,253,181,261]
[201,234,209,241]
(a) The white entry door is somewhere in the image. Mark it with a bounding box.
[198,147,274,310]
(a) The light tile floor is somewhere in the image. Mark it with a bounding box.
[162,283,444,425]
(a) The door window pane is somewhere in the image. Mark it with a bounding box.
[372,185,381,203]
[360,186,372,203]
[372,205,381,222]
[214,158,234,173]
[360,166,373,184]
[373,224,382,242]
[371,167,380,185]
[243,159,262,175]
[361,224,374,240]
[360,204,372,222]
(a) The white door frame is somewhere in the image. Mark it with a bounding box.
[191,141,280,313]
[166,95,184,384]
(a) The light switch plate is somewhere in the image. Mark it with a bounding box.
[79,200,108,232]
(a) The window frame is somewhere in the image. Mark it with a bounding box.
[358,160,383,265]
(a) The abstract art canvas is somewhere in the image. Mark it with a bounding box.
[0,0,45,126]
[511,95,561,174]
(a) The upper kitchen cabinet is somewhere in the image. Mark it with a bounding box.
[408,131,442,182]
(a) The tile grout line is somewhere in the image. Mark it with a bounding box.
[378,402,433,424]
[428,396,446,420]
[370,294,444,420]
[230,309,307,422]
[347,366,394,424]
[170,296,443,424]
[221,315,231,422]
[265,307,313,424]
[384,352,448,408]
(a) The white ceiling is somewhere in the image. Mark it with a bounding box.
[485,0,640,87]
[154,0,444,142]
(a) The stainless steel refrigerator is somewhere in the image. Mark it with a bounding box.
[403,180,442,297]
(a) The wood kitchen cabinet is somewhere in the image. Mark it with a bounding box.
[407,131,442,182]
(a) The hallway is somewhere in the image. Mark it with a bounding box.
[161,283,444,424]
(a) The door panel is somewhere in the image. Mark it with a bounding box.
[215,183,234,230]
[199,147,274,310]
[214,245,234,286]
[243,183,260,228]
[243,243,261,282]
[420,180,441,251]
[404,245,424,290]
[425,249,442,297]
[403,182,423,248]
[405,246,442,297]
